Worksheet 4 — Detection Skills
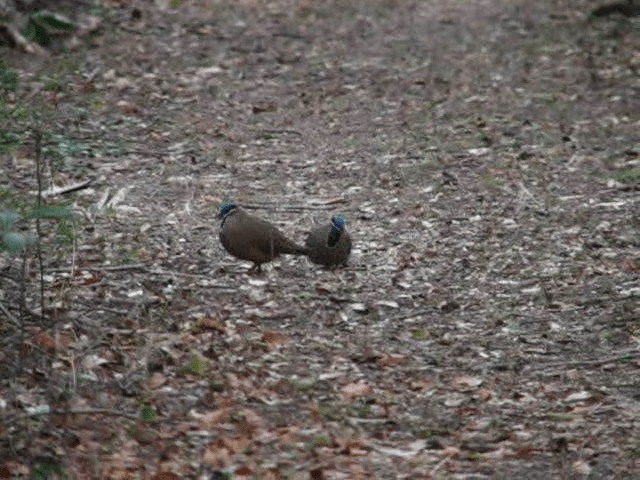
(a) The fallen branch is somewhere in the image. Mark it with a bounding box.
[6,407,139,425]
[391,309,440,322]
[258,128,303,137]
[0,301,21,327]
[45,262,146,273]
[530,351,640,370]
[31,179,93,198]
[243,199,347,212]
[430,449,457,476]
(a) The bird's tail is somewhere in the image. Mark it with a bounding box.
[272,232,309,256]
[292,244,309,256]
[283,242,309,256]
[280,240,309,256]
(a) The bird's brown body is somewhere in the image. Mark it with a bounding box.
[219,205,307,271]
[305,218,351,267]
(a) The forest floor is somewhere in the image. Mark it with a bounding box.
[1,0,639,478]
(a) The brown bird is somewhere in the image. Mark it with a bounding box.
[305,215,352,267]
[218,202,308,272]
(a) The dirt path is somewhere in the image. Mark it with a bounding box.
[1,0,638,477]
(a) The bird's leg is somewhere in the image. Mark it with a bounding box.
[248,263,262,274]
[269,233,275,260]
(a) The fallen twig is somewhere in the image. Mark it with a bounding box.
[243,204,341,213]
[430,449,457,477]
[45,263,146,273]
[391,309,440,322]
[257,128,303,137]
[0,301,21,327]
[6,407,139,424]
[530,351,640,370]
[32,179,93,198]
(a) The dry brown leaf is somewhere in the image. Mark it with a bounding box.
[314,284,333,295]
[341,381,372,400]
[451,375,483,391]
[199,408,229,429]
[621,257,637,272]
[514,447,538,457]
[573,460,592,475]
[105,468,133,480]
[475,387,494,401]
[376,353,407,368]
[202,445,231,468]
[224,436,251,453]
[310,467,325,480]
[342,443,368,456]
[234,465,254,477]
[409,379,434,391]
[147,372,167,390]
[32,331,58,352]
[240,408,265,428]
[262,469,281,480]
[441,446,460,458]
[261,331,290,347]
[153,472,181,480]
[196,316,226,333]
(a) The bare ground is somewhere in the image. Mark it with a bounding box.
[1,0,639,478]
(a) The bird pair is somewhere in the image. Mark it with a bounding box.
[217,202,351,272]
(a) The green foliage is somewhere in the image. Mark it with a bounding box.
[55,217,76,247]
[30,461,67,480]
[0,205,73,254]
[0,210,29,252]
[43,77,63,92]
[2,231,30,252]
[0,130,22,154]
[611,168,640,184]
[353,401,371,418]
[0,210,19,230]
[139,404,157,422]
[43,132,91,173]
[28,206,73,220]
[24,10,76,47]
[179,353,208,376]
[0,61,18,92]
[305,434,330,451]
[410,328,430,340]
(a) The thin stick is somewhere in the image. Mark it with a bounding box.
[258,129,303,137]
[44,263,146,273]
[243,202,345,213]
[0,301,21,327]
[6,407,139,424]
[531,351,640,370]
[430,450,456,476]
[34,128,45,320]
[392,309,440,322]
[34,179,93,198]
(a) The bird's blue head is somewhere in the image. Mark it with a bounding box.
[218,202,238,219]
[328,215,345,247]
[331,215,345,232]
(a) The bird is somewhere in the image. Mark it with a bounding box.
[304,215,352,267]
[217,202,308,272]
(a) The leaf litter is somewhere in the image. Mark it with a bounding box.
[0,0,638,478]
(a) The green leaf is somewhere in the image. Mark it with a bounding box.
[28,206,72,220]
[2,231,26,252]
[0,210,19,231]
[24,20,50,46]
[139,404,157,423]
[31,10,76,33]
[0,61,18,92]
[30,462,65,480]
[180,353,208,376]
